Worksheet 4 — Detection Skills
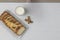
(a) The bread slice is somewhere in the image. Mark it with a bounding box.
[0,11,25,35]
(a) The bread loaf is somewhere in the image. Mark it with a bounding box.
[0,11,25,35]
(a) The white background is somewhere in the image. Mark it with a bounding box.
[0,3,60,40]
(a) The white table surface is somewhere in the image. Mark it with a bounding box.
[0,3,60,40]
